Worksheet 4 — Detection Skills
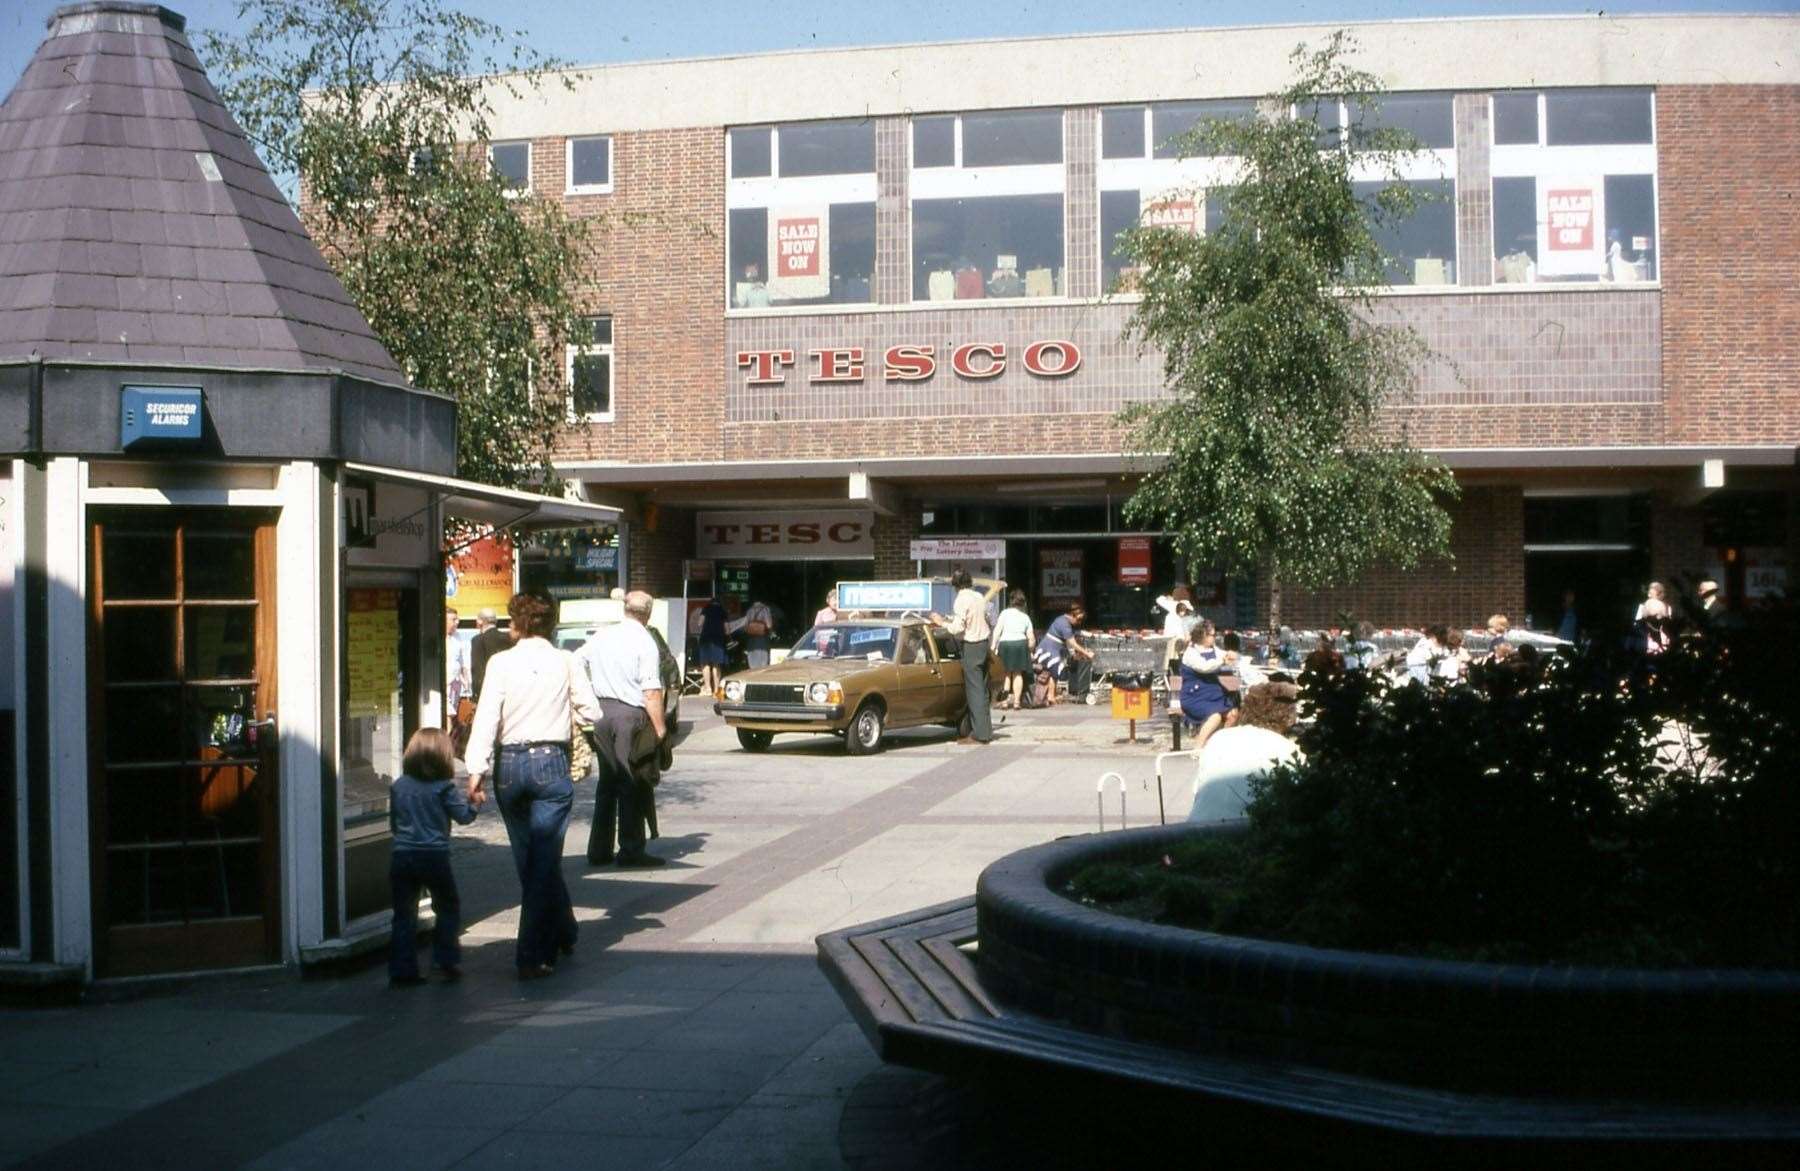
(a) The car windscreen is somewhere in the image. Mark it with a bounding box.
[790,623,899,661]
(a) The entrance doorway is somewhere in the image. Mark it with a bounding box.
[87,510,279,976]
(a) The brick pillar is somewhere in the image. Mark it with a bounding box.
[1064,107,1099,299]
[626,505,693,596]
[1649,494,1707,592]
[872,506,920,579]
[875,117,910,305]
[1454,93,1493,287]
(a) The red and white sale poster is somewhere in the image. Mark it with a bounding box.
[1537,177,1605,277]
[768,204,830,299]
[1040,548,1084,603]
[1117,537,1152,585]
[1141,196,1200,235]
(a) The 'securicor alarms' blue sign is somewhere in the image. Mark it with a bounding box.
[837,580,946,612]
[121,386,204,448]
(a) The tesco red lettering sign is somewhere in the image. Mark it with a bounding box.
[695,510,874,560]
[734,339,1081,386]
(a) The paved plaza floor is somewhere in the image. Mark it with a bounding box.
[1,703,1199,1170]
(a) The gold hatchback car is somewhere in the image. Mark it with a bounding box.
[715,614,1005,754]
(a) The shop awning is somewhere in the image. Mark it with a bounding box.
[344,462,620,531]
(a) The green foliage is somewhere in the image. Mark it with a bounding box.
[201,0,589,490]
[1115,34,1457,612]
[1067,598,1800,968]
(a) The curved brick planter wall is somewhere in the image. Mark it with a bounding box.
[975,824,1800,1101]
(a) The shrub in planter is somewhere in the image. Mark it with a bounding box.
[1070,597,1798,968]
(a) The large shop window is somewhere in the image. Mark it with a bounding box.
[1355,179,1457,286]
[727,120,877,308]
[1345,93,1455,150]
[565,315,614,422]
[1102,100,1259,161]
[1490,89,1658,284]
[1099,187,1231,291]
[728,204,875,307]
[911,109,1066,300]
[913,194,1064,301]
[1097,101,1254,293]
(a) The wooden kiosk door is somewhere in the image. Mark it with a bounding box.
[88,512,280,976]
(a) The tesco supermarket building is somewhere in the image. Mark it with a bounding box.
[472,13,1798,634]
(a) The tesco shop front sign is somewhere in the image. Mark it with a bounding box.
[695,510,874,560]
[736,340,1081,385]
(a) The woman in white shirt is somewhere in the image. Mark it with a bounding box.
[992,590,1036,710]
[466,593,602,980]
[1634,582,1672,656]
[1405,625,1449,686]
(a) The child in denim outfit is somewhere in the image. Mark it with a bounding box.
[388,727,481,986]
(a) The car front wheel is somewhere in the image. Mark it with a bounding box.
[737,729,774,753]
[846,703,885,755]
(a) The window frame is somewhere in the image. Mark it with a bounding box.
[486,140,531,196]
[1095,103,1253,295]
[564,315,615,424]
[1488,89,1660,287]
[565,135,614,195]
[725,122,879,312]
[907,110,1068,304]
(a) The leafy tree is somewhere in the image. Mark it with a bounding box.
[201,0,589,490]
[1116,34,1457,631]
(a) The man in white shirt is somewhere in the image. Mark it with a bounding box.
[930,570,995,745]
[576,590,668,868]
[465,594,602,978]
[444,607,470,723]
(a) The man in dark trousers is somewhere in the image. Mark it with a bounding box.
[930,570,995,745]
[575,591,668,867]
[469,606,511,697]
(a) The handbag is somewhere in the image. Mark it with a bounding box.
[569,722,595,780]
[744,619,768,637]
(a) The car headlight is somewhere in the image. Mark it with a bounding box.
[807,681,837,704]
[723,680,745,702]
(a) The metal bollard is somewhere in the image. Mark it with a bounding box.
[1096,772,1127,832]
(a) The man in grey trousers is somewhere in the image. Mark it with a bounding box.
[931,570,995,745]
[575,591,669,867]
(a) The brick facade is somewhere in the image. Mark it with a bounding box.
[1658,86,1800,447]
[626,504,694,593]
[442,70,1795,626]
[872,508,922,579]
[537,129,726,464]
[1264,486,1526,630]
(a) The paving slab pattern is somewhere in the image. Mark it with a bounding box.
[1,705,1189,1169]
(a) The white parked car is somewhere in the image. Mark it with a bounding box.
[554,597,684,726]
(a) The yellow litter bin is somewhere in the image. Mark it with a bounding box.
[1110,671,1153,741]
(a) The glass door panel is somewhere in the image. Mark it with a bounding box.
[89,512,279,976]
[342,584,418,925]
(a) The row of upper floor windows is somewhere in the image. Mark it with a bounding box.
[480,88,1656,194]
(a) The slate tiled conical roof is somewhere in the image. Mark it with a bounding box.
[0,2,406,383]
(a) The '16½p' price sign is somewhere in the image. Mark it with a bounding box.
[1040,547,1084,602]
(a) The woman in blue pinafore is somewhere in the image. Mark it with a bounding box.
[1179,620,1237,750]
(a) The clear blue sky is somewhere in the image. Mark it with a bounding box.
[4,0,1796,101]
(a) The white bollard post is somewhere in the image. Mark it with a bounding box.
[1096,771,1127,832]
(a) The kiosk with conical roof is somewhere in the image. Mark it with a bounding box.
[0,3,613,989]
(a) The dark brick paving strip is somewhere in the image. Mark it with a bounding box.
[631,745,1029,945]
[13,746,1027,1169]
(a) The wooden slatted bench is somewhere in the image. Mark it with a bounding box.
[817,897,1800,1155]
